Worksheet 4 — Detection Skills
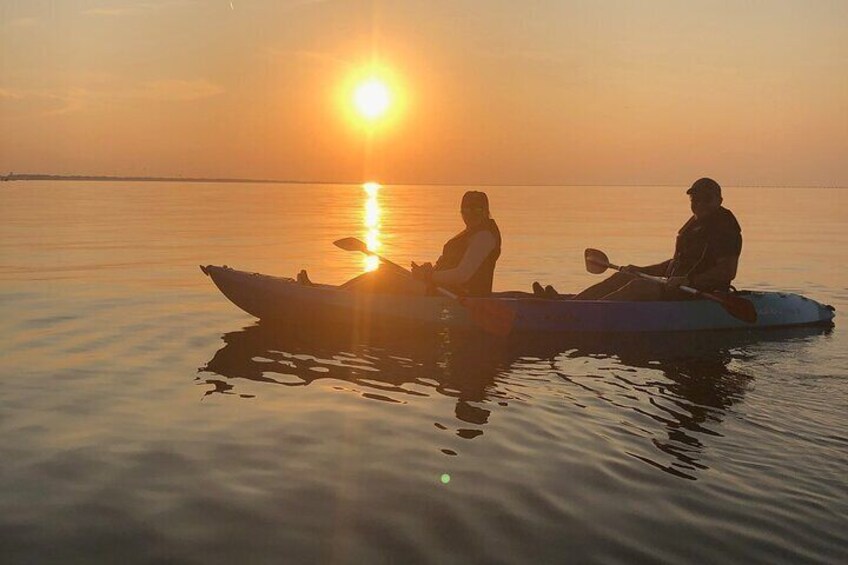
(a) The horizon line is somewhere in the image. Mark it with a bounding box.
[2,172,845,189]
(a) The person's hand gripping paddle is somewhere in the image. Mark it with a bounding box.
[584,248,757,324]
[334,237,516,336]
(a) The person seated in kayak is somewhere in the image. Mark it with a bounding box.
[573,177,742,301]
[410,190,502,297]
[337,190,501,296]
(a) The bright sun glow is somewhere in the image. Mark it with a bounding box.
[354,79,391,120]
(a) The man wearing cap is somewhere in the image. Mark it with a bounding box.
[573,177,742,301]
[411,190,502,297]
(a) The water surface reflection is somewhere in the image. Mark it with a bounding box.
[510,327,832,479]
[200,324,832,479]
[200,324,509,438]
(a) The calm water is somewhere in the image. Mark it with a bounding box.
[1,181,846,564]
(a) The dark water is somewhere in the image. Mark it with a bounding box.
[1,182,846,563]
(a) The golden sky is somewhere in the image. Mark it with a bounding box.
[1,0,846,185]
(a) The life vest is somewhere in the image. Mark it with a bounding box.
[434,218,501,296]
[667,206,742,290]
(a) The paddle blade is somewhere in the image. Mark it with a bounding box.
[333,237,369,253]
[721,295,758,324]
[585,248,610,274]
[464,299,517,337]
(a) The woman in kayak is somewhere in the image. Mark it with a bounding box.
[339,190,502,297]
[412,190,502,296]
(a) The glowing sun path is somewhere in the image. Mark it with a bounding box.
[362,182,382,272]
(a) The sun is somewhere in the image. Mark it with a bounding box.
[338,65,405,129]
[353,79,391,120]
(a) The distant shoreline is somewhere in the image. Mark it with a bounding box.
[0,173,843,189]
[0,173,330,185]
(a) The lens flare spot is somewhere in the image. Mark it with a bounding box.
[440,473,451,484]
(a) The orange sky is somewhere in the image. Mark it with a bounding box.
[1,1,847,185]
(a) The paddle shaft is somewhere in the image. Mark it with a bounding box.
[584,247,756,323]
[604,260,726,302]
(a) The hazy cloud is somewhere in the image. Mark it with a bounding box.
[0,88,26,99]
[0,78,223,120]
[267,47,349,67]
[83,1,197,17]
[0,87,86,118]
[283,0,332,10]
[138,79,225,101]
[7,17,38,28]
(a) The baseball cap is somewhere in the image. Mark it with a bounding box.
[686,177,722,197]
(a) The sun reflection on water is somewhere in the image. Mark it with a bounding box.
[363,182,382,272]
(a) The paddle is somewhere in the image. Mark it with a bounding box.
[333,237,516,336]
[584,248,758,324]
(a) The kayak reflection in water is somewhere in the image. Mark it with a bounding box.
[340,190,502,297]
[572,177,743,301]
[199,323,511,442]
[198,321,831,477]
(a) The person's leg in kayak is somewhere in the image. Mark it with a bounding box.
[572,271,632,300]
[341,266,428,294]
[598,278,663,301]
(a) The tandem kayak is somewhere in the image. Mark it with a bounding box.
[200,265,835,334]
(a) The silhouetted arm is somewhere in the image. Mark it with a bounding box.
[689,255,739,289]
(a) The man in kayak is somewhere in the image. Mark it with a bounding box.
[572,177,742,301]
[339,190,502,297]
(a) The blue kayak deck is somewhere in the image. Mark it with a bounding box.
[202,265,835,334]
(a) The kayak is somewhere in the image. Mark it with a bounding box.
[200,265,835,334]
